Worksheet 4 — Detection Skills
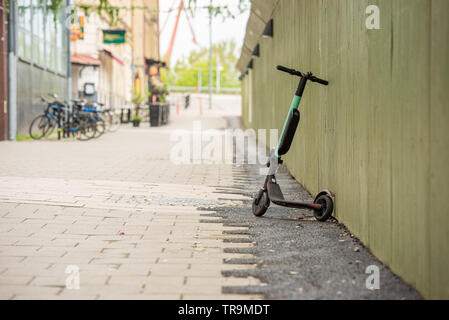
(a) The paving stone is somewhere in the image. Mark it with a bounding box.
[0,100,261,299]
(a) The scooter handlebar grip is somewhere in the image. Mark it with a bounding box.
[313,77,329,86]
[276,65,294,74]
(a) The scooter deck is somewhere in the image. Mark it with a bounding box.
[267,180,322,211]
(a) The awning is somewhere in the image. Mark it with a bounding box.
[145,58,167,68]
[103,49,125,66]
[236,0,279,72]
[71,54,101,66]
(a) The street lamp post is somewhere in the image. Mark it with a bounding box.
[66,0,73,138]
[197,69,202,93]
[216,57,223,93]
[208,0,213,109]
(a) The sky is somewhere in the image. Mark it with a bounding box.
[158,0,250,66]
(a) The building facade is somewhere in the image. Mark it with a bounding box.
[238,0,449,299]
[70,0,160,109]
[8,0,70,139]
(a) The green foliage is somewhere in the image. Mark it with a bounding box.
[132,91,150,105]
[12,0,64,24]
[8,0,251,25]
[47,0,64,16]
[159,93,167,103]
[83,0,250,26]
[187,0,251,19]
[131,115,142,122]
[161,40,241,89]
[15,132,33,141]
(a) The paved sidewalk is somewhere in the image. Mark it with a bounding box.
[0,96,262,300]
[0,94,421,300]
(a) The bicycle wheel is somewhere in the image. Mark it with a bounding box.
[93,117,106,138]
[108,112,121,132]
[103,112,112,131]
[81,120,97,141]
[44,119,57,138]
[73,117,96,141]
[29,115,54,140]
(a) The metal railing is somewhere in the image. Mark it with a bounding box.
[168,86,241,94]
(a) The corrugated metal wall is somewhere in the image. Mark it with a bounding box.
[16,61,67,137]
[240,0,449,299]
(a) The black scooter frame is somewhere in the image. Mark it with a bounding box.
[252,65,335,221]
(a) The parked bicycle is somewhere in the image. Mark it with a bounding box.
[29,94,122,141]
[73,100,121,133]
[72,100,106,139]
[29,95,97,141]
[99,103,121,132]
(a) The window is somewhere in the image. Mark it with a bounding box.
[45,5,56,71]
[56,8,67,74]
[16,0,68,75]
[32,0,44,66]
[17,0,32,60]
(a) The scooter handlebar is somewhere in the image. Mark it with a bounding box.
[276,65,303,77]
[310,76,329,86]
[276,65,329,85]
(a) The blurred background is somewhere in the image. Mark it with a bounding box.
[0,0,250,139]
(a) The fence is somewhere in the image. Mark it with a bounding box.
[168,86,241,94]
[240,0,449,299]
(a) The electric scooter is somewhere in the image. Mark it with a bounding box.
[252,65,335,221]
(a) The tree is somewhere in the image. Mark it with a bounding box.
[77,0,251,25]
[161,40,241,90]
[9,0,251,25]
[187,0,250,19]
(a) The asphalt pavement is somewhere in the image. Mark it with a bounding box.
[198,116,422,300]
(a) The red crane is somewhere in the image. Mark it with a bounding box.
[164,0,184,65]
[163,0,198,65]
[185,9,199,45]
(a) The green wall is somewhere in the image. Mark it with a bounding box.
[241,0,448,299]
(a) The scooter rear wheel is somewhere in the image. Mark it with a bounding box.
[313,194,333,221]
[252,189,270,217]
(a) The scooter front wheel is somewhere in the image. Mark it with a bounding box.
[313,194,334,221]
[252,189,270,217]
